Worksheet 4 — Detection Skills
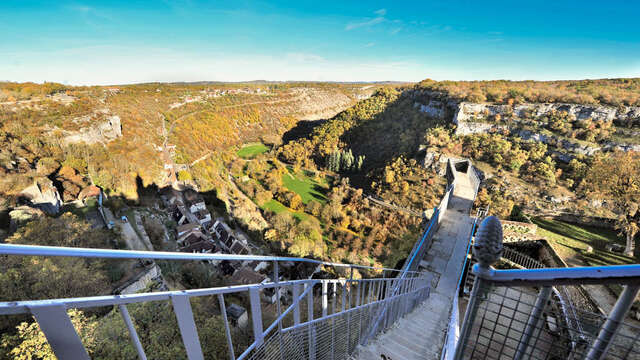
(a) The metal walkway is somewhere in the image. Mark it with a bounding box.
[355,170,477,360]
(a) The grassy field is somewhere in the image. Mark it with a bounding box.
[281,168,328,204]
[532,218,634,267]
[261,199,308,221]
[237,142,270,159]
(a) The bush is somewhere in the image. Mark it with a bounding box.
[255,190,273,205]
[177,170,192,181]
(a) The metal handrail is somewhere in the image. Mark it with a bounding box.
[0,278,316,315]
[0,243,424,275]
[474,263,640,286]
[441,193,484,360]
[455,216,640,360]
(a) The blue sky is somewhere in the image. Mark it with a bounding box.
[2,0,639,85]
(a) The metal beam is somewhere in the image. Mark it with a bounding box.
[0,278,314,316]
[171,294,204,360]
[119,304,147,360]
[217,294,236,360]
[29,304,90,360]
[0,243,423,275]
[249,287,264,347]
[475,263,640,287]
[586,285,640,360]
[514,286,552,360]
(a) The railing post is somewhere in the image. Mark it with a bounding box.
[342,281,350,352]
[331,282,336,360]
[29,304,91,360]
[322,280,328,317]
[586,284,640,360]
[274,261,284,360]
[217,294,236,360]
[119,304,148,360]
[307,282,316,360]
[293,283,302,325]
[170,294,205,360]
[454,216,503,360]
[514,286,552,360]
[249,287,264,347]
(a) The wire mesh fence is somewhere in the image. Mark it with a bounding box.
[456,285,640,360]
[246,283,431,360]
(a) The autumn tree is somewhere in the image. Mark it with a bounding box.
[0,214,116,333]
[580,151,640,256]
[1,310,97,360]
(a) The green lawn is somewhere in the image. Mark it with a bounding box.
[532,218,634,266]
[261,199,308,221]
[281,168,328,204]
[237,143,270,159]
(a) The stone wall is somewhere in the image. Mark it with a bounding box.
[543,213,617,230]
[115,264,166,295]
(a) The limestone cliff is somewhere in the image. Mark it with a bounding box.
[61,112,122,145]
[410,90,640,157]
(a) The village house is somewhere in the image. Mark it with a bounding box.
[263,275,287,304]
[212,219,232,242]
[212,219,253,255]
[194,209,211,228]
[179,238,215,254]
[184,189,206,213]
[176,222,201,239]
[226,303,248,328]
[230,240,250,255]
[229,267,285,304]
[243,260,269,273]
[230,267,268,286]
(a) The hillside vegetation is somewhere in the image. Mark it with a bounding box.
[2,78,640,359]
[0,82,375,202]
[418,78,640,106]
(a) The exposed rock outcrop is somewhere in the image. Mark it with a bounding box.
[412,90,639,155]
[56,166,90,201]
[18,178,62,214]
[9,206,45,232]
[453,102,640,125]
[58,109,122,145]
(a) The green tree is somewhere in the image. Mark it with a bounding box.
[341,149,354,171]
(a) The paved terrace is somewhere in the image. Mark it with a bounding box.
[356,170,476,360]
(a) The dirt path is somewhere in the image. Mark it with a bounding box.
[105,208,151,251]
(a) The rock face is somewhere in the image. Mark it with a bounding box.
[19,178,63,214]
[9,206,45,232]
[61,111,122,145]
[411,92,640,154]
[454,101,640,125]
[411,91,460,121]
